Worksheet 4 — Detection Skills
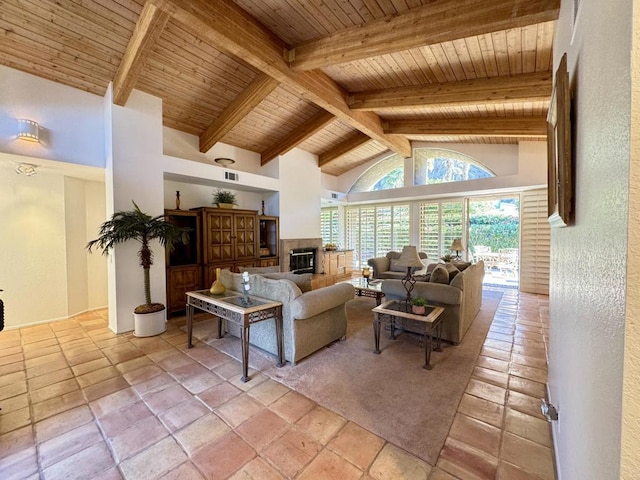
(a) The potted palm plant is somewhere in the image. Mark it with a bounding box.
[86,201,190,337]
[213,189,237,209]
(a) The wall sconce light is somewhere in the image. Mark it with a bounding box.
[15,163,38,176]
[214,157,235,167]
[17,119,40,142]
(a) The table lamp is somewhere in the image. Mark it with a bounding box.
[450,238,464,259]
[362,266,371,284]
[397,246,424,304]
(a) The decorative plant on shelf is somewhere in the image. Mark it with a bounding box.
[212,189,237,208]
[440,253,453,263]
[86,201,190,335]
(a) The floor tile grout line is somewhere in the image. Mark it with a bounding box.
[2,289,554,480]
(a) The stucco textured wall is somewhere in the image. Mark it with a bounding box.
[549,0,631,479]
[621,3,640,477]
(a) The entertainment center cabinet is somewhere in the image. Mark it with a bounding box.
[164,207,279,316]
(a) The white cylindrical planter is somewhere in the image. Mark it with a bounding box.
[133,309,167,337]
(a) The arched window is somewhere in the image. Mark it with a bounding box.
[414,148,494,185]
[349,149,494,193]
[349,153,404,193]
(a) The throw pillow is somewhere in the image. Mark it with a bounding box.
[264,272,313,292]
[442,263,461,281]
[429,265,450,284]
[452,261,471,272]
[389,258,407,272]
[413,259,431,276]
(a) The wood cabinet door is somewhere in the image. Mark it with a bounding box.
[337,253,346,274]
[167,266,201,313]
[344,251,354,273]
[204,211,234,264]
[233,213,258,261]
[204,263,234,288]
[260,257,279,267]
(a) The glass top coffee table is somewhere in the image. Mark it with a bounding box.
[372,300,445,370]
[185,290,284,382]
[342,277,385,305]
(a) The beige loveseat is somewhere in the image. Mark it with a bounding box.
[367,251,429,280]
[380,260,485,344]
[219,269,355,365]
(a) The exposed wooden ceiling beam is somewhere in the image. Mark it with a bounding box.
[349,72,552,111]
[384,117,548,137]
[318,133,371,166]
[261,110,335,165]
[151,0,412,158]
[113,2,170,106]
[287,0,560,71]
[200,73,279,153]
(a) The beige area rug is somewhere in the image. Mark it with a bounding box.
[188,290,502,466]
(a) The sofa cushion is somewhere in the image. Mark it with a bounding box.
[239,265,281,274]
[219,269,303,301]
[389,258,407,272]
[430,265,450,284]
[264,272,313,292]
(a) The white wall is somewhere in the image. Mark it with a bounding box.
[278,148,322,238]
[549,1,632,479]
[85,181,107,310]
[164,180,265,212]
[623,5,640,478]
[0,164,68,326]
[162,128,274,177]
[0,161,105,329]
[64,177,89,316]
[0,65,105,168]
[105,88,166,333]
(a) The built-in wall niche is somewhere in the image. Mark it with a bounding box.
[165,210,200,266]
[259,216,279,258]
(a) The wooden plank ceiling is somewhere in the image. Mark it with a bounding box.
[0,0,559,176]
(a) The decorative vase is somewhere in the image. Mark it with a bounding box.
[412,305,426,315]
[210,268,226,295]
[175,190,181,210]
[217,203,234,209]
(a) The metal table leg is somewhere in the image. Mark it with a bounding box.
[240,324,250,382]
[423,326,433,370]
[275,313,284,367]
[186,304,194,349]
[373,313,382,354]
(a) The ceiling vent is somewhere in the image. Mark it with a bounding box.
[225,171,239,181]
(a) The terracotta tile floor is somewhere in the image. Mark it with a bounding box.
[0,287,555,480]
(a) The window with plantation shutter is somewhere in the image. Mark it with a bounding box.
[321,207,339,245]
[520,190,550,294]
[418,201,464,259]
[345,203,410,268]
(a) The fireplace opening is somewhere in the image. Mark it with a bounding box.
[290,248,316,274]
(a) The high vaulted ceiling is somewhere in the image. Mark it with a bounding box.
[0,0,559,176]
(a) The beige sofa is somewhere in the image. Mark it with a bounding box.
[367,251,429,280]
[219,269,355,365]
[380,260,484,344]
